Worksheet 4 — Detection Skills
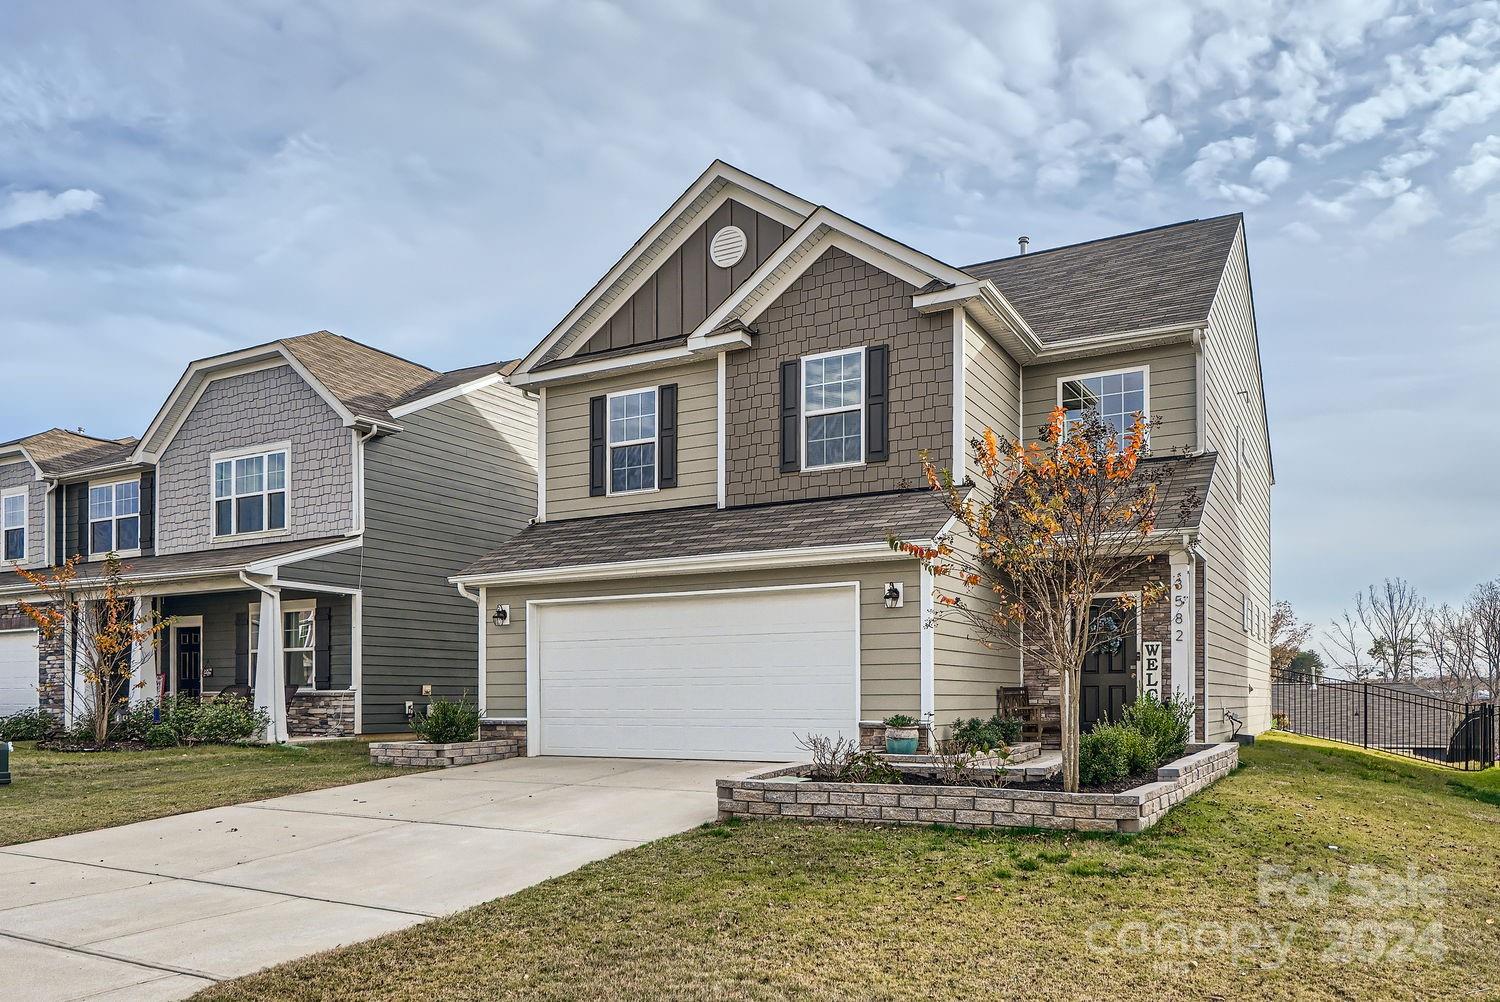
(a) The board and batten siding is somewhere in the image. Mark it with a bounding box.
[544,360,717,520]
[1195,226,1273,739]
[482,560,923,724]
[959,311,1022,480]
[1021,341,1198,453]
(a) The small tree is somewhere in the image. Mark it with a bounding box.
[1323,610,1376,681]
[1468,580,1500,701]
[893,407,1199,792]
[10,554,172,744]
[1269,600,1312,679]
[1424,604,1480,702]
[1285,650,1325,683]
[1355,579,1427,682]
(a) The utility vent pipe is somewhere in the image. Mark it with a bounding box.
[1017,235,1030,255]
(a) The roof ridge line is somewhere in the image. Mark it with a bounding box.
[961,213,1243,270]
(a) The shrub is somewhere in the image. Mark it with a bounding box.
[1121,692,1193,765]
[192,696,267,743]
[883,713,919,729]
[0,708,60,741]
[145,724,178,749]
[950,713,1023,752]
[113,702,158,743]
[840,750,902,784]
[120,695,267,746]
[411,696,479,744]
[1079,724,1156,787]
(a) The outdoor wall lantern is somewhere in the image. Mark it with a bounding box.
[492,604,511,628]
[883,582,904,609]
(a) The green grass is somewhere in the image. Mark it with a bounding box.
[195,733,1500,1001]
[0,739,419,846]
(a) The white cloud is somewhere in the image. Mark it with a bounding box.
[0,188,102,230]
[1365,188,1437,239]
[1183,135,1257,198]
[1452,135,1500,193]
[1250,156,1292,191]
[1281,220,1322,242]
[1451,192,1500,252]
[1378,148,1436,176]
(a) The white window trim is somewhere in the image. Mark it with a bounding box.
[1,486,27,564]
[86,476,142,559]
[1055,364,1152,439]
[604,386,659,497]
[800,346,867,472]
[248,598,322,692]
[210,441,292,541]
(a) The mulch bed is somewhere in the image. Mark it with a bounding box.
[811,769,1158,794]
[34,739,149,753]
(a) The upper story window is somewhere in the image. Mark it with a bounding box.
[213,447,288,537]
[802,347,864,470]
[2,488,25,562]
[608,388,657,495]
[89,479,140,554]
[1060,367,1148,440]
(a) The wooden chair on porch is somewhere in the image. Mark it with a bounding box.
[996,685,1051,745]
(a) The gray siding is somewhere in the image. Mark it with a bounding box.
[355,381,537,732]
[545,360,717,520]
[0,461,45,567]
[1021,341,1198,453]
[161,589,351,693]
[155,364,354,554]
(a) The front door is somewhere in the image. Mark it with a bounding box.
[176,626,202,699]
[1081,602,1137,730]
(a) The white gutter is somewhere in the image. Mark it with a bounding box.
[455,582,487,715]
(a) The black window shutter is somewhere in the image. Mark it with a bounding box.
[779,360,800,472]
[657,383,678,488]
[234,612,250,686]
[588,395,607,496]
[138,471,155,555]
[74,484,90,558]
[52,489,64,565]
[866,345,890,462]
[314,605,333,689]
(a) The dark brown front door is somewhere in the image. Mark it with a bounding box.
[176,627,202,699]
[1081,602,1137,730]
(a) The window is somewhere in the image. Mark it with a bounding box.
[248,600,320,689]
[214,448,288,536]
[2,489,26,562]
[1242,594,1252,635]
[88,480,140,555]
[1060,367,1147,439]
[803,347,864,469]
[607,388,657,494]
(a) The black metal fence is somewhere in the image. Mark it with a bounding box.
[1271,681,1496,771]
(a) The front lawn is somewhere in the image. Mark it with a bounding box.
[0,739,418,846]
[198,734,1500,1001]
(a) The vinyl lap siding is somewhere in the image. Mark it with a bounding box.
[545,360,717,519]
[1196,227,1273,739]
[1021,342,1198,452]
[960,311,1021,478]
[933,528,1022,723]
[481,561,923,723]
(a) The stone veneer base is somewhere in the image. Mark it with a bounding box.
[717,743,1238,834]
[369,738,521,768]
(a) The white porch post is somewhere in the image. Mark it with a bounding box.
[249,583,289,743]
[129,596,159,706]
[1169,549,1198,739]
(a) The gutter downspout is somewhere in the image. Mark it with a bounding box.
[351,426,378,535]
[456,582,487,719]
[240,570,290,743]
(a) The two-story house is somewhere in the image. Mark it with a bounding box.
[452,161,1273,760]
[0,332,536,737]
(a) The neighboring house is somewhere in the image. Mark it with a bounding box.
[0,332,537,735]
[452,161,1273,760]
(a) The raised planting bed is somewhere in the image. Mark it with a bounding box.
[368,737,521,768]
[717,742,1238,834]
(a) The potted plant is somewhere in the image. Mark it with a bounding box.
[883,713,919,755]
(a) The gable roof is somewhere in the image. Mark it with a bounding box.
[964,215,1243,344]
[0,428,140,477]
[279,331,441,420]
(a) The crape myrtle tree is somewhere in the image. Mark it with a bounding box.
[892,406,1200,793]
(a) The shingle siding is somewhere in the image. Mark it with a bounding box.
[0,461,45,567]
[155,364,354,554]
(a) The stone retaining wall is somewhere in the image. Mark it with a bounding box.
[717,742,1238,834]
[479,719,528,753]
[369,737,522,768]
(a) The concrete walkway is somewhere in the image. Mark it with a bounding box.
[0,756,771,1001]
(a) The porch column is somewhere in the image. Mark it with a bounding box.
[251,585,290,743]
[1168,549,1197,738]
[129,597,159,706]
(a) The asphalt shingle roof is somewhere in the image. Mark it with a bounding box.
[0,429,140,476]
[279,332,441,421]
[965,214,1243,343]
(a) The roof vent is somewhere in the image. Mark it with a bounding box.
[1018,235,1030,255]
[709,225,747,269]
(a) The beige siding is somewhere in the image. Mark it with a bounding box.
[1196,227,1273,739]
[932,536,1022,722]
[544,360,717,519]
[959,310,1022,481]
[481,560,922,723]
[1021,341,1198,452]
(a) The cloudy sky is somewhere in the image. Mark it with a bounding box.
[3,0,1498,635]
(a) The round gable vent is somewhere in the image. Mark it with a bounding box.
[709,225,748,268]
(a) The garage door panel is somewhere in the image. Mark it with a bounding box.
[535,588,857,760]
[0,630,41,716]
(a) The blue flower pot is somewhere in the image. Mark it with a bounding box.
[885,728,919,755]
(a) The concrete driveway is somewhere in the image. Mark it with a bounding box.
[0,756,770,1001]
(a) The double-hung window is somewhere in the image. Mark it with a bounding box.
[248,599,319,689]
[2,489,26,562]
[88,480,140,555]
[803,347,864,469]
[214,448,288,537]
[607,388,657,494]
[1060,367,1148,440]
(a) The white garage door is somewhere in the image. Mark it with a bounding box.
[0,629,40,716]
[532,586,858,760]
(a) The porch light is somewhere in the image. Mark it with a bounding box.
[492,604,510,628]
[883,582,904,609]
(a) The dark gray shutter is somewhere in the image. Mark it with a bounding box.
[314,605,333,689]
[52,489,64,565]
[779,360,800,472]
[74,484,90,558]
[138,471,155,555]
[234,612,250,686]
[588,395,607,496]
[657,383,678,488]
[866,345,890,462]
